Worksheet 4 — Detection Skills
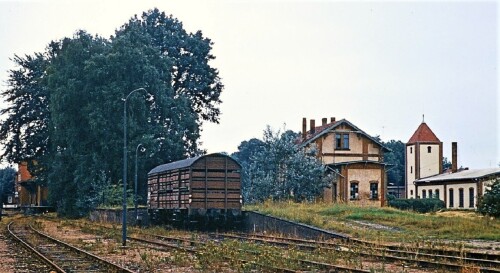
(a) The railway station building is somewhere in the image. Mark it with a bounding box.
[298,117,390,207]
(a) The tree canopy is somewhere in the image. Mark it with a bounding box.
[233,127,327,203]
[0,9,223,217]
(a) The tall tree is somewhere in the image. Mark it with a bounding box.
[0,53,50,165]
[0,9,224,217]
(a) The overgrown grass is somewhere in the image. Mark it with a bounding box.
[245,200,500,242]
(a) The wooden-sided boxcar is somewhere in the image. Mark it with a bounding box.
[148,153,242,228]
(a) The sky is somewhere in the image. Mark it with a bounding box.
[0,0,498,169]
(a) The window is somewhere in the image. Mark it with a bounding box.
[335,133,350,150]
[427,146,432,153]
[428,190,433,199]
[458,188,464,208]
[410,190,414,196]
[435,189,440,199]
[469,188,475,208]
[410,147,413,154]
[410,166,413,174]
[335,134,341,149]
[422,190,427,199]
[343,134,349,149]
[449,188,454,207]
[350,181,359,200]
[370,182,378,199]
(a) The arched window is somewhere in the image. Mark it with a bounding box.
[458,188,464,208]
[469,188,475,208]
[427,146,432,153]
[449,188,454,207]
[428,189,433,198]
[422,190,427,199]
[435,189,440,199]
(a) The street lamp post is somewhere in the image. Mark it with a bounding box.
[134,143,145,225]
[122,87,147,247]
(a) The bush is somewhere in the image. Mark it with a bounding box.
[477,179,500,218]
[389,198,445,213]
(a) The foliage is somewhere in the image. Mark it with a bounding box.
[231,138,265,202]
[442,157,452,171]
[0,53,50,167]
[382,139,405,186]
[388,198,445,213]
[0,167,16,203]
[477,179,500,218]
[0,9,223,217]
[238,126,328,203]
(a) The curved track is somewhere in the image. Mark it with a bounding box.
[7,221,135,273]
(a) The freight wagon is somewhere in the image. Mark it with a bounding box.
[147,153,242,228]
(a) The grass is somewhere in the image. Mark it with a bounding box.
[245,200,500,242]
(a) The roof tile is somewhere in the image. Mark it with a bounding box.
[407,122,440,144]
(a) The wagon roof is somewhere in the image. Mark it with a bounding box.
[148,153,237,175]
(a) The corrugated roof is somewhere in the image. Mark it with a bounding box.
[407,122,440,144]
[148,156,202,175]
[416,168,500,183]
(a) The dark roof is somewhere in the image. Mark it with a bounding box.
[298,119,390,152]
[148,153,238,175]
[415,168,500,183]
[407,122,440,144]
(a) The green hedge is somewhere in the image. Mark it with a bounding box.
[388,197,445,213]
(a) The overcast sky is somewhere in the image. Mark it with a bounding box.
[0,0,498,169]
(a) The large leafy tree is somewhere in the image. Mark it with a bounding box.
[117,8,223,123]
[0,9,223,217]
[240,127,327,203]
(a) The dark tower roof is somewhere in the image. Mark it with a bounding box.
[407,122,440,144]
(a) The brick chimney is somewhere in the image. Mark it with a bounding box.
[310,119,316,134]
[330,117,336,123]
[302,118,307,141]
[322,118,328,125]
[452,142,458,173]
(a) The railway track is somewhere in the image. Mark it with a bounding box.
[129,232,372,273]
[216,232,500,273]
[7,221,135,273]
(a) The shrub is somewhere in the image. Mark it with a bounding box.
[389,198,445,213]
[477,179,500,218]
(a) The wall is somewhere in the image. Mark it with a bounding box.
[419,144,441,179]
[347,168,382,207]
[406,144,416,199]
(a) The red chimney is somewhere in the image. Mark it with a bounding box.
[302,118,307,141]
[310,119,316,134]
[452,142,458,173]
[331,117,336,123]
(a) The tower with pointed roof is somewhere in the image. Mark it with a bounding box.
[406,121,443,199]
